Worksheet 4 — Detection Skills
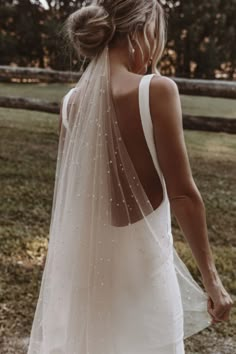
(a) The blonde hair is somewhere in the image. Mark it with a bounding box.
[64,0,167,71]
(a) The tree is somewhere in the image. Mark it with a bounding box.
[0,0,235,79]
[165,0,236,79]
[0,0,45,66]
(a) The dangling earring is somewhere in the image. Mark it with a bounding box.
[130,40,136,56]
[129,33,136,56]
[148,56,153,66]
[128,45,135,71]
[128,34,136,71]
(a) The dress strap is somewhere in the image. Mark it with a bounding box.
[62,88,75,130]
[138,74,167,198]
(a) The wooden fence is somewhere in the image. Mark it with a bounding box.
[0,66,235,133]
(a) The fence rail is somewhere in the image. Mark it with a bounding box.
[0,96,59,114]
[0,66,236,133]
[174,78,236,99]
[0,96,235,134]
[0,66,81,84]
[1,66,236,99]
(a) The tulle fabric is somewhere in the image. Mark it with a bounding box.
[27,46,211,354]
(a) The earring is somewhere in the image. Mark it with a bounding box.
[129,33,136,55]
[128,35,136,71]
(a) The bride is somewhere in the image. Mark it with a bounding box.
[27,0,233,353]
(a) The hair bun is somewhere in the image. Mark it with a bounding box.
[67,5,116,58]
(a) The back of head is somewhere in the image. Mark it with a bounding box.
[64,0,167,69]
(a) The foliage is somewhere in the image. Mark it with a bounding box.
[0,1,235,78]
[0,0,81,70]
[165,0,236,78]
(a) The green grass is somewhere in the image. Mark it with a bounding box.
[181,95,236,119]
[0,83,73,101]
[1,82,236,118]
[0,88,235,351]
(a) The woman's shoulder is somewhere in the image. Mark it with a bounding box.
[150,74,179,97]
[149,74,182,125]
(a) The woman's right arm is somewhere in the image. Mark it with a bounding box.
[149,76,233,322]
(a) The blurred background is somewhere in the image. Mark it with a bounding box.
[0,1,235,353]
[0,0,236,78]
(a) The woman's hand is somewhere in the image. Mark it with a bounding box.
[202,274,234,324]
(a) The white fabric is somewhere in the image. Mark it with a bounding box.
[27,46,211,354]
[61,88,75,131]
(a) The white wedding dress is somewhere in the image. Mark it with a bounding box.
[27,47,211,354]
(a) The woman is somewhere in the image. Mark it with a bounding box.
[27,1,233,353]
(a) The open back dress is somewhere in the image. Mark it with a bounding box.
[27,47,211,354]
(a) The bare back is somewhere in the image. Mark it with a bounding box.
[110,72,164,212]
[62,69,186,225]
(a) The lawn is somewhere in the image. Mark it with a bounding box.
[1,82,236,119]
[0,85,235,353]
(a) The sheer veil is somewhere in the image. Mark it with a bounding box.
[27,45,211,353]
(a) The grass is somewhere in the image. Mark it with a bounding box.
[0,85,235,352]
[0,83,73,102]
[0,82,236,119]
[181,95,236,119]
